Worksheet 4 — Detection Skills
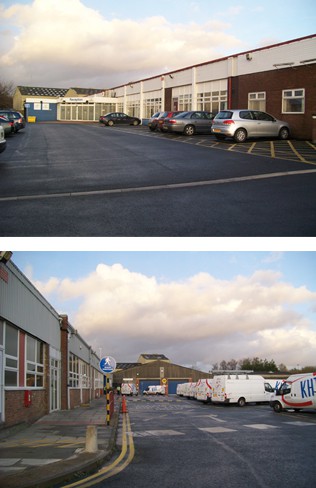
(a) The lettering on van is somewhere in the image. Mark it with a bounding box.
[300,377,316,398]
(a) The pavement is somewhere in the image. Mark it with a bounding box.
[0,396,120,488]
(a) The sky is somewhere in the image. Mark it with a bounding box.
[11,251,316,372]
[0,0,315,89]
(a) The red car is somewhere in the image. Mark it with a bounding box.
[157,111,183,132]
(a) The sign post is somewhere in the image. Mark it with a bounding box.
[99,356,117,426]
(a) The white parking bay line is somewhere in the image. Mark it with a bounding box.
[284,421,316,426]
[244,424,279,430]
[199,427,237,433]
[146,430,185,436]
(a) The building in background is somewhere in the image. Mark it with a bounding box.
[12,35,316,139]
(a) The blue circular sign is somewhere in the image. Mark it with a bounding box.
[99,356,117,374]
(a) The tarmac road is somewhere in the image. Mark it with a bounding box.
[87,395,316,488]
[1,123,316,236]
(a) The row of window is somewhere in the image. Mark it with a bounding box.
[0,320,103,390]
[59,88,305,121]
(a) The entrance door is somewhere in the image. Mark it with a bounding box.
[50,358,61,412]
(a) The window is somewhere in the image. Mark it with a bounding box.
[143,98,161,118]
[69,353,79,387]
[81,362,90,388]
[282,89,305,114]
[178,94,192,111]
[197,90,227,112]
[248,92,266,111]
[5,323,18,386]
[26,336,44,387]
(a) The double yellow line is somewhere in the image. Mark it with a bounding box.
[64,413,135,487]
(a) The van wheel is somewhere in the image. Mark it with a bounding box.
[273,402,282,413]
[237,397,246,407]
[183,124,195,136]
[234,128,247,143]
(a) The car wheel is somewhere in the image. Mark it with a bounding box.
[108,120,114,127]
[234,128,247,143]
[132,120,139,126]
[149,126,156,131]
[279,127,289,140]
[183,124,195,136]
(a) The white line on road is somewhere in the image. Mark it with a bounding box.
[1,168,316,203]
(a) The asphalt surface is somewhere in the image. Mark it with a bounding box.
[0,396,119,488]
[1,123,316,236]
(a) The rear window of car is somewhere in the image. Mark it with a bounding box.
[216,111,233,119]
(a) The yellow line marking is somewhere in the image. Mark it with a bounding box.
[287,140,308,163]
[248,142,256,154]
[270,141,275,158]
[306,141,316,150]
[63,413,135,487]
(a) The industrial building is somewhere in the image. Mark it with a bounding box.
[13,34,316,140]
[114,354,212,394]
[0,253,103,429]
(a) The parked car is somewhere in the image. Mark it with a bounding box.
[162,111,216,135]
[0,115,15,136]
[158,111,183,132]
[211,109,290,143]
[0,125,6,153]
[0,110,25,133]
[99,112,141,126]
[148,111,164,131]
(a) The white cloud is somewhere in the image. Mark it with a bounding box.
[33,262,316,370]
[0,0,244,87]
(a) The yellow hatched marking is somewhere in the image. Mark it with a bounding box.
[287,140,308,163]
[306,141,316,150]
[270,141,275,158]
[247,142,256,154]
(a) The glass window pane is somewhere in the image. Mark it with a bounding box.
[5,370,17,386]
[6,324,18,356]
[27,337,36,361]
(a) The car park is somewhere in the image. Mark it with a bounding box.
[211,109,290,143]
[0,125,6,153]
[0,110,25,133]
[99,112,141,126]
[162,111,216,136]
[0,115,15,136]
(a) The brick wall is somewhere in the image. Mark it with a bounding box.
[4,390,47,427]
[231,64,316,139]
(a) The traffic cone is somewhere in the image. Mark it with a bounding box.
[121,395,128,413]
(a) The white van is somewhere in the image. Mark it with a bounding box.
[176,383,186,396]
[121,382,138,396]
[196,379,213,403]
[270,372,316,413]
[143,385,166,395]
[212,374,274,407]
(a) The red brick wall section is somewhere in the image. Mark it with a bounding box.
[5,390,47,428]
[230,64,316,139]
[69,389,81,409]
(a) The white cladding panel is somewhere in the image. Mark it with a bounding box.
[236,37,316,76]
[196,60,229,82]
[143,78,163,91]
[1,261,60,349]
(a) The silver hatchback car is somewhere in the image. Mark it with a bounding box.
[211,109,290,143]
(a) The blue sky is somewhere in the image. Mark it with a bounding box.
[11,251,316,371]
[0,0,315,88]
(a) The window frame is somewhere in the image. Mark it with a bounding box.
[26,335,44,388]
[282,88,305,114]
